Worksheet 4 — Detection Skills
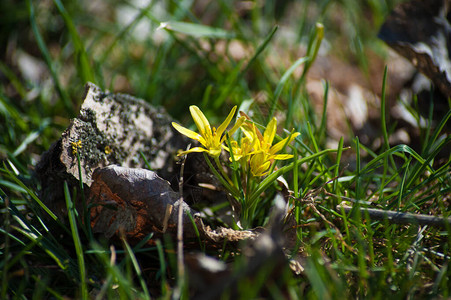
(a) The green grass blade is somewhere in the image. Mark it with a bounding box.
[267,56,310,122]
[27,0,73,115]
[353,144,433,182]
[293,147,299,198]
[90,242,136,299]
[379,66,397,172]
[318,81,329,144]
[160,21,235,39]
[122,237,151,299]
[355,137,362,201]
[2,163,58,220]
[241,25,278,75]
[156,239,169,294]
[12,118,50,157]
[53,0,95,83]
[99,0,156,66]
[249,148,338,204]
[10,222,69,272]
[64,181,88,299]
[0,61,27,99]
[423,109,451,156]
[397,158,411,210]
[333,137,344,195]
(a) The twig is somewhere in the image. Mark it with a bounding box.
[291,191,357,254]
[337,204,451,228]
[162,204,173,233]
[176,144,190,294]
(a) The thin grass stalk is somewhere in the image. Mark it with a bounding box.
[0,62,27,99]
[333,137,344,196]
[186,212,204,251]
[382,218,395,276]
[32,275,65,300]
[404,136,450,190]
[293,148,299,198]
[352,144,435,186]
[285,91,294,129]
[122,237,151,299]
[12,118,50,157]
[91,242,134,299]
[380,66,397,170]
[1,196,10,299]
[53,0,95,83]
[354,137,362,202]
[27,0,73,115]
[295,23,324,93]
[64,181,87,299]
[424,95,435,152]
[306,121,325,174]
[424,109,451,156]
[241,25,278,76]
[2,163,57,221]
[203,153,240,199]
[318,81,329,144]
[98,1,155,66]
[75,150,92,240]
[268,56,310,122]
[156,239,168,294]
[397,158,411,210]
[300,158,317,195]
[249,148,338,204]
[139,151,154,170]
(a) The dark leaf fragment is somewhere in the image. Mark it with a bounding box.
[379,0,451,97]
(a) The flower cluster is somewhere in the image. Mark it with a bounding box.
[172,106,299,177]
[172,105,300,228]
[71,140,82,155]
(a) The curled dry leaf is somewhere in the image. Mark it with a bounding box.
[89,165,198,240]
[379,0,451,97]
[88,165,260,246]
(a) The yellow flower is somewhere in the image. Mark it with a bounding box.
[71,140,82,155]
[224,136,255,162]
[104,145,112,154]
[172,105,244,158]
[242,117,300,176]
[249,151,272,176]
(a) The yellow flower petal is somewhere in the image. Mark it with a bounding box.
[272,154,293,160]
[190,106,212,139]
[216,106,237,143]
[241,125,255,142]
[250,151,271,176]
[172,122,207,146]
[271,132,300,154]
[177,147,209,156]
[228,116,246,136]
[251,160,271,176]
[263,118,277,146]
[207,148,222,157]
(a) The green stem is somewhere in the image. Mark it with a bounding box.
[214,156,233,185]
[203,153,240,199]
[249,148,338,204]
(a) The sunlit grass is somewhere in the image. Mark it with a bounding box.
[1,0,450,298]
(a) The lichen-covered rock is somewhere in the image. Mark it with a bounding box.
[36,82,188,218]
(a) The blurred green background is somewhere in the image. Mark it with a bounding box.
[0,0,400,166]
